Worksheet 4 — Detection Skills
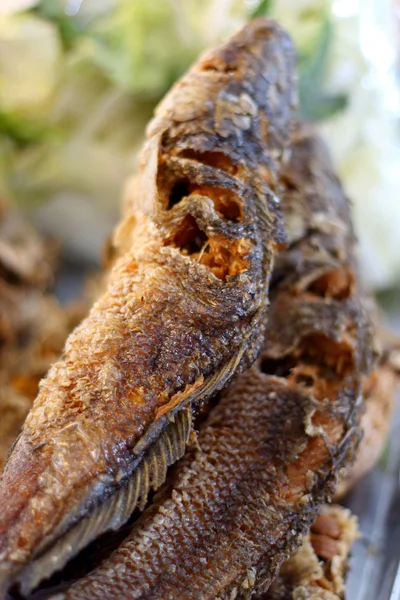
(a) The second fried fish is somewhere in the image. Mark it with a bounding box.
[51,127,374,600]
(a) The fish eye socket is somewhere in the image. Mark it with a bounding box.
[168,180,191,210]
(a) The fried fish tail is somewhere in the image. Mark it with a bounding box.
[0,19,296,597]
[54,127,374,600]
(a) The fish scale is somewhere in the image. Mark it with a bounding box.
[51,127,374,600]
[0,19,296,597]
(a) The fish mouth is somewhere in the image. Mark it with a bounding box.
[1,409,192,599]
[0,338,247,599]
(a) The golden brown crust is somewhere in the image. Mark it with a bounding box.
[0,390,31,474]
[54,127,374,600]
[0,19,296,595]
[0,288,91,474]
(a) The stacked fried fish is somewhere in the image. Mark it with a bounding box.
[0,18,398,600]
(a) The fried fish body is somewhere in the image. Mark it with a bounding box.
[0,19,296,596]
[53,128,374,600]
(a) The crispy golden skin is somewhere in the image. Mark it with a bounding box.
[0,281,92,475]
[0,19,296,596]
[261,505,358,600]
[52,128,373,600]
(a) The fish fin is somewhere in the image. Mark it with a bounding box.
[129,343,246,464]
[15,347,244,594]
[167,341,248,416]
[17,409,192,595]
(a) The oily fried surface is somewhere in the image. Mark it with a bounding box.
[0,287,90,474]
[54,127,374,600]
[0,20,297,595]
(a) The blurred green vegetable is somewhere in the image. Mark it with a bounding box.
[0,0,355,263]
[86,2,199,97]
[0,13,61,126]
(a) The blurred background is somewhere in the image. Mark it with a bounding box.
[0,0,399,294]
[1,6,400,598]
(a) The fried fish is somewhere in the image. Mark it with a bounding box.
[261,505,358,600]
[50,127,374,600]
[0,19,296,597]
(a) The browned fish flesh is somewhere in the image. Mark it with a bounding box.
[0,288,97,474]
[261,505,358,600]
[4,345,390,598]
[0,19,296,596]
[51,127,374,600]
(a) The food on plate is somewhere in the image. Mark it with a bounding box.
[0,19,297,596]
[47,126,373,600]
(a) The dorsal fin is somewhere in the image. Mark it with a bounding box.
[17,408,192,595]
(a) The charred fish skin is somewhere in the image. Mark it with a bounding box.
[0,19,296,597]
[54,127,374,600]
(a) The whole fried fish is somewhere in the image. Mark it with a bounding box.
[0,19,296,597]
[50,128,374,600]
